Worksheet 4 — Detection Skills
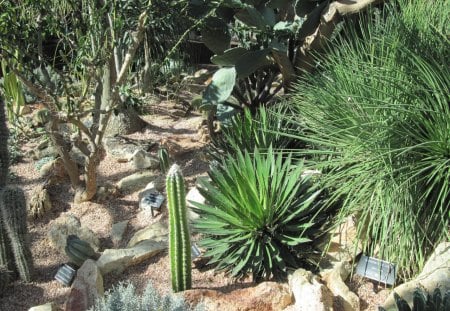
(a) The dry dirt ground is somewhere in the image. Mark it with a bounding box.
[0,100,388,311]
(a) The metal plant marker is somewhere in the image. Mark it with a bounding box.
[142,192,165,217]
[191,243,201,260]
[355,255,397,286]
[55,263,77,286]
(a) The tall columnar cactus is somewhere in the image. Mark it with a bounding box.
[0,186,34,282]
[158,147,170,174]
[0,96,9,189]
[166,164,191,292]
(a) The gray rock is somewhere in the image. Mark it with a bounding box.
[28,303,56,311]
[186,187,205,223]
[144,176,165,192]
[382,242,450,310]
[111,220,129,246]
[65,259,103,311]
[130,149,159,169]
[104,137,155,162]
[127,222,168,248]
[48,214,100,253]
[286,268,334,311]
[96,240,166,275]
[116,171,157,193]
[321,262,360,311]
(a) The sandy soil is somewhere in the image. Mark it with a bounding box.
[0,100,389,311]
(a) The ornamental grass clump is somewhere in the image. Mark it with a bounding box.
[283,0,449,278]
[191,147,332,280]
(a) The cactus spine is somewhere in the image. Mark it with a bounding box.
[166,164,191,292]
[0,96,34,282]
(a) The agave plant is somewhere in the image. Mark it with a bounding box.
[282,0,450,278]
[190,147,332,280]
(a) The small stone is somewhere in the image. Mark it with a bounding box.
[321,262,360,311]
[65,260,103,311]
[287,268,334,311]
[28,302,56,311]
[116,171,157,193]
[104,137,155,162]
[111,220,129,246]
[129,149,159,170]
[127,222,168,248]
[96,240,166,275]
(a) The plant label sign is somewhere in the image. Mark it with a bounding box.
[355,255,397,285]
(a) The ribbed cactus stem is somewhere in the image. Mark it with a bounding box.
[166,164,191,292]
[0,97,9,189]
[0,186,34,282]
[158,147,170,174]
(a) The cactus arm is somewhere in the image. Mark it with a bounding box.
[166,164,191,292]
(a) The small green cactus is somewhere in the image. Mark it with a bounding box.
[158,147,170,174]
[65,235,99,267]
[0,186,34,282]
[166,164,191,292]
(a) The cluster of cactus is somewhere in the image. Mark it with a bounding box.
[65,235,99,268]
[166,164,191,292]
[0,265,12,295]
[379,287,450,311]
[0,97,34,283]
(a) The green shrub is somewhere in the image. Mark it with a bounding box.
[209,105,301,160]
[283,0,449,278]
[191,147,332,280]
[89,282,202,311]
[378,287,450,311]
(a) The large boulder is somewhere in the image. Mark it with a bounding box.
[284,268,334,311]
[127,222,168,248]
[104,137,155,162]
[183,282,292,311]
[116,171,158,193]
[96,240,166,275]
[65,259,103,311]
[48,214,100,253]
[382,242,450,310]
[129,150,159,170]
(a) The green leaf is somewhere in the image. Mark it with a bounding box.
[235,49,272,78]
[235,7,270,30]
[211,47,249,66]
[297,0,329,40]
[295,0,321,17]
[202,67,236,106]
[201,17,231,54]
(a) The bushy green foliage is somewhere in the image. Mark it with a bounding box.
[89,282,202,311]
[209,105,301,159]
[378,287,450,311]
[284,0,449,278]
[191,147,332,280]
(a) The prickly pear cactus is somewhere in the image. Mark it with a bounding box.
[0,186,34,282]
[166,164,191,292]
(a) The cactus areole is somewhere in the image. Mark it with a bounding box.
[166,164,191,292]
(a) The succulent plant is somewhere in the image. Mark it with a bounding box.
[65,235,99,268]
[0,186,34,282]
[158,147,170,174]
[379,287,450,311]
[166,164,191,292]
